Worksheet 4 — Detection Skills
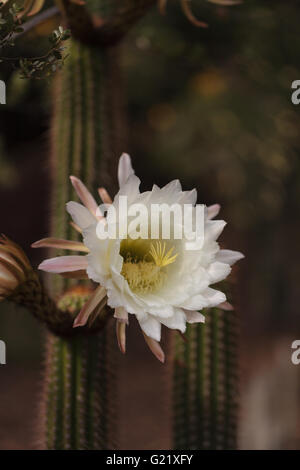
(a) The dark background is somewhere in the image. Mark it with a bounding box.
[0,0,299,449]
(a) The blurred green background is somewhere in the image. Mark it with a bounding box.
[0,0,299,449]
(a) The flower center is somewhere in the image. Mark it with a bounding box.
[120,240,178,294]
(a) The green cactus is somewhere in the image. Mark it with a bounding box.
[173,305,239,450]
[40,329,118,449]
[37,0,157,450]
[38,34,125,448]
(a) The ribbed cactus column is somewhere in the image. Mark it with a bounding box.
[40,332,117,449]
[50,39,125,274]
[39,39,125,449]
[173,307,239,450]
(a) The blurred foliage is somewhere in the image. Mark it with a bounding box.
[0,0,70,79]
[126,1,300,228]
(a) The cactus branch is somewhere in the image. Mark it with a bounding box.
[57,0,156,46]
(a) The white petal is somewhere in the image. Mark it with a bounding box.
[216,249,244,266]
[138,315,162,342]
[178,188,197,205]
[181,288,226,310]
[161,179,182,194]
[207,261,231,283]
[118,153,135,187]
[207,204,220,219]
[184,309,205,324]
[205,220,226,241]
[38,256,88,273]
[146,304,174,318]
[114,307,128,323]
[66,201,96,229]
[202,287,227,307]
[70,176,99,215]
[159,308,186,333]
[115,174,141,205]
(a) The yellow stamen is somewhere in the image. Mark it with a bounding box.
[120,240,178,294]
[149,241,178,267]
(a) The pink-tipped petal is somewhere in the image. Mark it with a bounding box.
[184,309,205,324]
[87,295,107,327]
[73,285,106,328]
[98,187,113,204]
[218,301,234,311]
[70,175,99,216]
[38,256,88,273]
[118,153,134,187]
[116,320,126,354]
[207,204,221,219]
[114,307,128,324]
[70,221,82,233]
[32,238,89,253]
[142,332,165,363]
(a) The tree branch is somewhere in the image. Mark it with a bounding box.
[13,6,61,40]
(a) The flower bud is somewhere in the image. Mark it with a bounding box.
[0,235,31,300]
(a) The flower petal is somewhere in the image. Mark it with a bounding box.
[142,332,165,363]
[184,309,205,324]
[138,315,162,342]
[115,174,141,204]
[118,153,134,187]
[218,301,234,311]
[216,249,244,266]
[114,306,129,324]
[116,320,126,354]
[207,261,231,283]
[73,285,106,328]
[38,256,88,273]
[70,221,82,233]
[181,288,226,310]
[207,204,220,219]
[70,176,99,216]
[98,187,112,204]
[205,220,227,241]
[159,308,186,333]
[66,201,96,229]
[32,238,89,252]
[178,188,197,205]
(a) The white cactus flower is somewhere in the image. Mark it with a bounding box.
[34,153,244,362]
